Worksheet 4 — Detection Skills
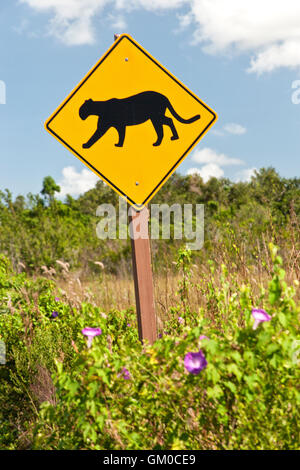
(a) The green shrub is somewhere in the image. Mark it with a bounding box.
[0,244,299,450]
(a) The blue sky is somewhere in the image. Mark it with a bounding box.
[1,0,300,198]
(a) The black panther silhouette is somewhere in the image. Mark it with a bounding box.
[79,91,200,148]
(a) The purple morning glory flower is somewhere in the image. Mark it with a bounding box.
[118,367,131,380]
[81,327,102,348]
[251,309,271,330]
[199,335,209,340]
[54,297,60,302]
[122,367,131,380]
[51,311,58,318]
[184,350,207,375]
[178,317,184,324]
[127,323,131,327]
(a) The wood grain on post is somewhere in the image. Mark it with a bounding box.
[129,206,157,344]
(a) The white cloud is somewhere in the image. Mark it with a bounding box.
[20,0,110,45]
[108,13,127,31]
[20,0,187,45]
[211,129,225,137]
[223,123,246,135]
[187,147,249,182]
[12,18,29,35]
[187,163,224,182]
[189,0,300,73]
[115,0,187,11]
[177,12,193,31]
[234,167,257,182]
[59,166,98,197]
[192,147,244,166]
[212,123,247,136]
[187,164,257,183]
[186,167,201,176]
[20,0,300,73]
[248,41,300,74]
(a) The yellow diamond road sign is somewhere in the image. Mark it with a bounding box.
[45,34,218,210]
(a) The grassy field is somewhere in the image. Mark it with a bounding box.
[0,243,299,450]
[56,253,300,316]
[0,169,299,449]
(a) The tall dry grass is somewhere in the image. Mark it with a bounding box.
[50,252,299,329]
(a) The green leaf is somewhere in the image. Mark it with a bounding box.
[244,374,259,390]
[266,343,280,355]
[227,363,242,382]
[278,312,288,328]
[224,381,237,394]
[206,385,223,399]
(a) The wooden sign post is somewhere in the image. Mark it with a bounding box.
[129,206,157,344]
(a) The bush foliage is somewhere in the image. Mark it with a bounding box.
[0,168,299,449]
[0,167,299,275]
[0,244,299,449]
